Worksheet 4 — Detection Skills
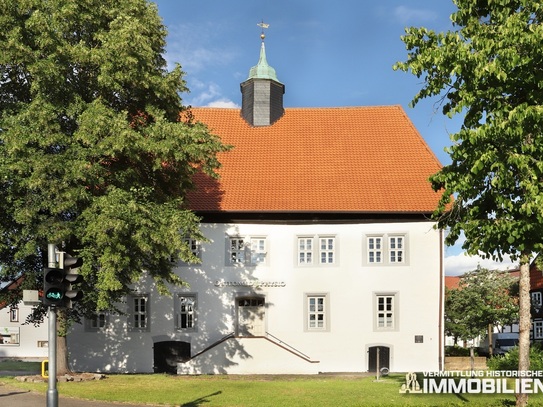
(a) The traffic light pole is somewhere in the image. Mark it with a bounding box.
[47,243,58,407]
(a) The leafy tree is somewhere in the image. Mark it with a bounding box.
[445,267,518,364]
[0,0,227,373]
[394,1,543,405]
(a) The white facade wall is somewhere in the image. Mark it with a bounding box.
[68,220,443,374]
[0,302,48,359]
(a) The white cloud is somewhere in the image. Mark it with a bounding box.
[206,99,240,108]
[445,252,517,276]
[184,80,239,108]
[164,22,238,73]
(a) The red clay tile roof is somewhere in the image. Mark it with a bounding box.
[188,106,443,213]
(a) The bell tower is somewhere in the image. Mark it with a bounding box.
[240,23,285,126]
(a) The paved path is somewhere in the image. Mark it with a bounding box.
[0,382,159,407]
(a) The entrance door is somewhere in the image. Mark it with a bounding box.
[368,346,390,373]
[237,297,265,336]
[153,341,191,374]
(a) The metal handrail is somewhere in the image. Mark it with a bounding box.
[188,332,235,360]
[265,331,312,360]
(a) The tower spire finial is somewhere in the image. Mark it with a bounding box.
[257,21,269,41]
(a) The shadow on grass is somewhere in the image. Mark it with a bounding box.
[180,390,222,407]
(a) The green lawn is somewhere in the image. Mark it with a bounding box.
[3,373,543,406]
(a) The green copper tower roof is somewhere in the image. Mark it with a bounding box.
[247,35,282,84]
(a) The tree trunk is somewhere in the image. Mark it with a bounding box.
[56,334,72,375]
[56,310,72,375]
[470,346,475,376]
[516,260,531,407]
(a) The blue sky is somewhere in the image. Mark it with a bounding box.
[152,0,516,275]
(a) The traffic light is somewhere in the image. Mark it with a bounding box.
[42,252,84,308]
[43,267,66,307]
[61,253,84,309]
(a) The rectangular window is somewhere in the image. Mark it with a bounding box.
[319,237,335,264]
[305,294,329,331]
[389,236,404,263]
[298,237,313,265]
[178,295,196,329]
[130,295,149,331]
[532,292,542,308]
[9,308,18,323]
[227,236,268,266]
[374,293,398,331]
[535,320,543,339]
[181,238,201,264]
[229,238,246,264]
[366,234,408,266]
[89,312,107,329]
[250,238,267,264]
[368,237,382,264]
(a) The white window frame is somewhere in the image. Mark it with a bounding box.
[250,237,267,265]
[367,236,383,264]
[532,291,542,308]
[365,234,408,266]
[87,312,107,331]
[534,320,543,339]
[297,235,337,267]
[304,293,330,332]
[298,237,314,265]
[319,237,336,264]
[176,294,197,331]
[374,293,399,331]
[227,236,268,266]
[129,294,150,331]
[388,235,405,264]
[179,238,201,265]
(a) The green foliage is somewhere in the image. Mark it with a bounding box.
[0,0,228,312]
[445,267,518,343]
[487,344,543,371]
[394,0,543,262]
[445,345,475,357]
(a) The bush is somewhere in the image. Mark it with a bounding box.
[445,345,475,357]
[487,344,543,371]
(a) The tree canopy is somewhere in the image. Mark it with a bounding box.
[395,1,543,404]
[445,267,518,344]
[395,0,543,261]
[0,0,228,311]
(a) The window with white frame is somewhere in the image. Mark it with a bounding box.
[298,237,313,265]
[532,291,542,309]
[87,312,107,331]
[182,238,201,264]
[250,238,267,264]
[227,236,268,266]
[367,236,382,264]
[535,320,543,339]
[389,236,404,263]
[305,294,329,331]
[297,236,337,266]
[365,234,408,266]
[319,237,335,264]
[177,295,197,330]
[130,294,149,331]
[374,293,398,331]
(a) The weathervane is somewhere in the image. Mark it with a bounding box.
[257,21,269,41]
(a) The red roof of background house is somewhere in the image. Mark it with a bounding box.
[188,106,443,213]
[445,276,461,290]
